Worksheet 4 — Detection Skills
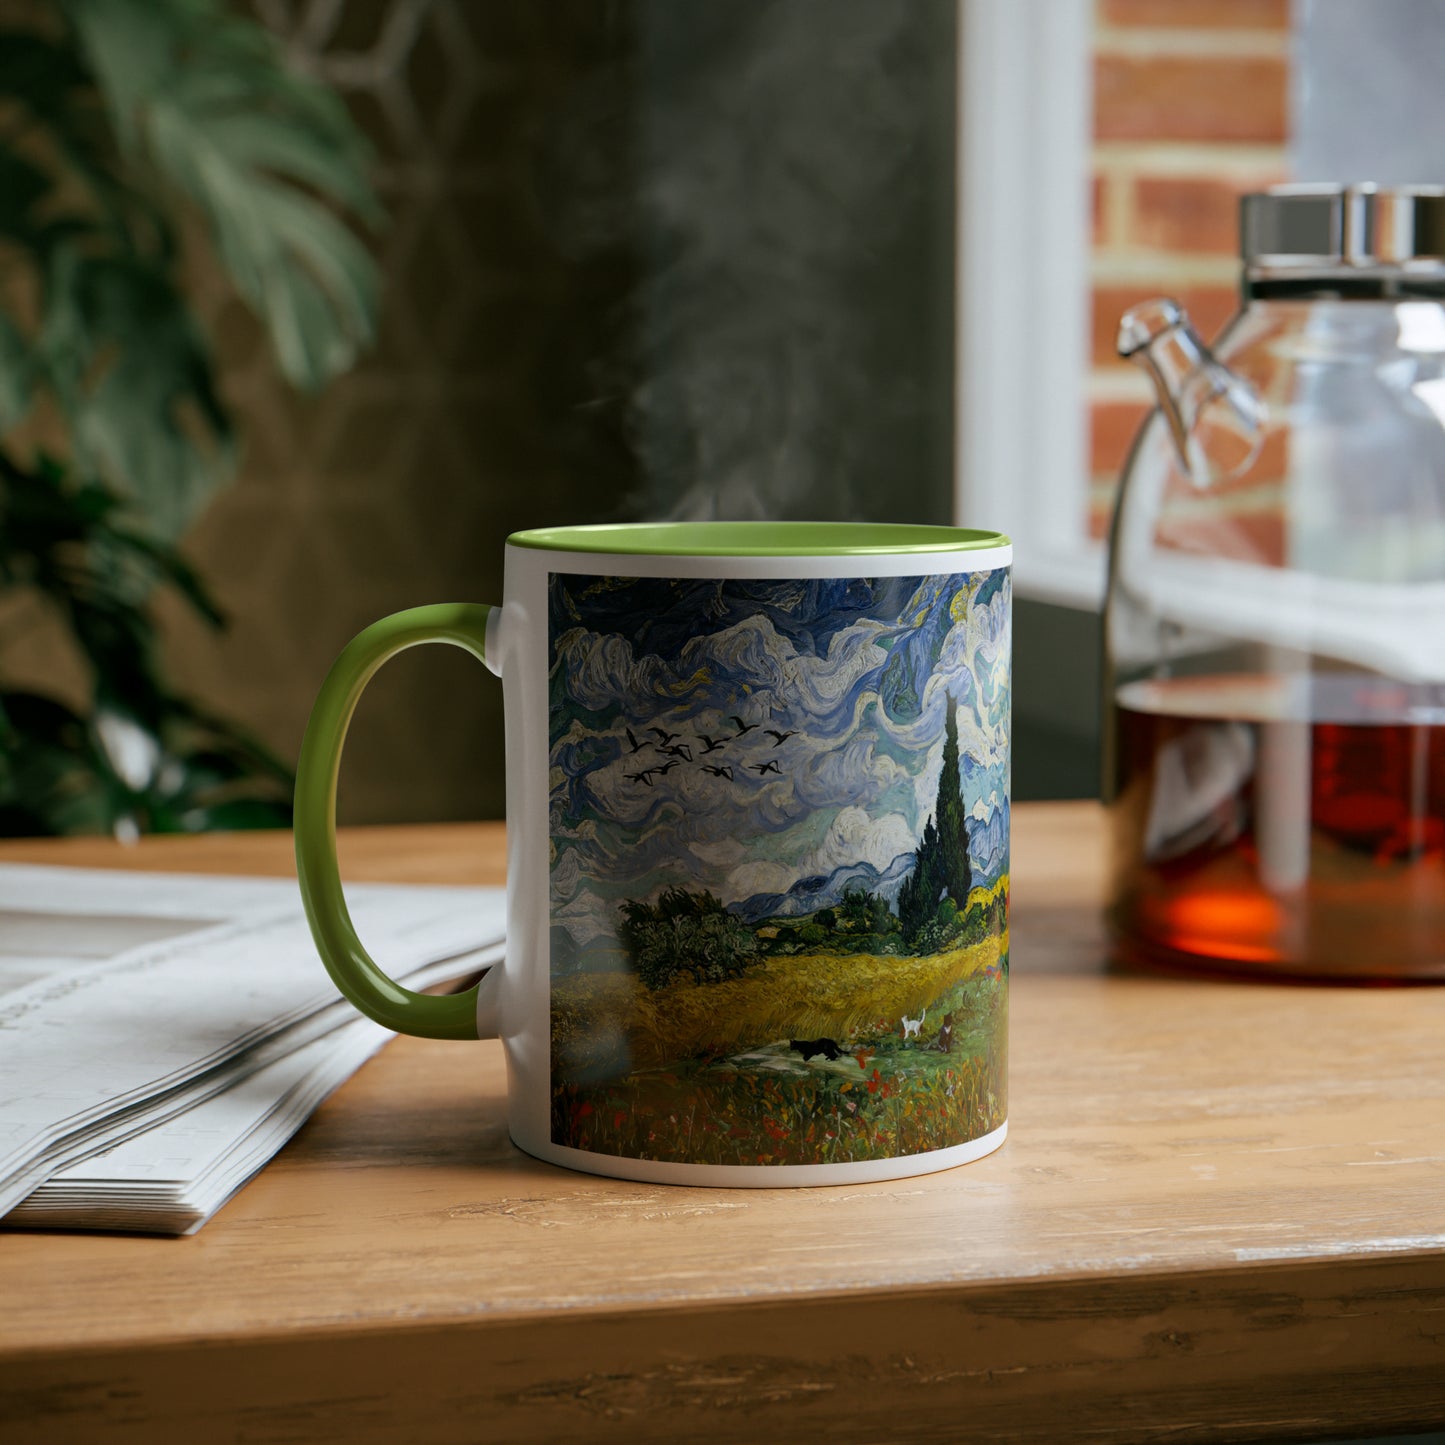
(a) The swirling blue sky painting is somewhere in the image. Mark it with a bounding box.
[548,568,1011,964]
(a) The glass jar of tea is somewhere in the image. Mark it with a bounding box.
[1106,184,1445,980]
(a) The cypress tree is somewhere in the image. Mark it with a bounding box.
[898,816,942,939]
[937,695,972,907]
[898,695,973,944]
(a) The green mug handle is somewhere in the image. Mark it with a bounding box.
[294,603,496,1041]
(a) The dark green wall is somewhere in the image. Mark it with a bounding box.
[1013,598,1101,802]
[177,0,961,824]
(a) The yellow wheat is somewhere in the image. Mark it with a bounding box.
[553,931,1006,1070]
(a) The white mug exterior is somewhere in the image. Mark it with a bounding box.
[486,541,1012,1187]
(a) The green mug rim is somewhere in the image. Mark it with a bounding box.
[506,521,1011,557]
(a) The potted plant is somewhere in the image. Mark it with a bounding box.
[0,0,379,835]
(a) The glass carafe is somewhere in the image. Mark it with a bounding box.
[1105,184,1445,980]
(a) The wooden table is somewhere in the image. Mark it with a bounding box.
[2,804,1443,1443]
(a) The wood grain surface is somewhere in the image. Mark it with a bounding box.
[2,804,1443,1443]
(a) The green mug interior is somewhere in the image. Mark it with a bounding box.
[507,521,1010,557]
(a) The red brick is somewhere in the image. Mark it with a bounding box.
[1095,55,1288,143]
[1155,416,1289,494]
[1157,508,1285,565]
[1091,400,1152,476]
[1093,475,1286,562]
[1101,0,1290,28]
[1229,426,1288,487]
[1093,174,1107,245]
[1134,175,1276,254]
[1101,420,1287,501]
[1092,284,1240,368]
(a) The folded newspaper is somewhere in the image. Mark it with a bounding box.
[0,863,505,1235]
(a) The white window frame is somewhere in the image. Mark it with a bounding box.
[955,0,1105,610]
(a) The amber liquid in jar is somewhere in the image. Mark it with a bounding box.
[1110,674,1445,980]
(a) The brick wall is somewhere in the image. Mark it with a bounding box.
[1088,0,1290,538]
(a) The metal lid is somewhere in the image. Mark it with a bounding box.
[1241,184,1445,270]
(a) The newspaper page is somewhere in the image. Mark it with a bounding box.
[8,941,505,1234]
[0,865,506,1222]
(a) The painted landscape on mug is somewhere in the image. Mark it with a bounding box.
[548,568,1010,1166]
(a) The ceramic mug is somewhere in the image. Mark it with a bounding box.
[295,522,1012,1186]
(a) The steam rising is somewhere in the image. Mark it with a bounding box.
[537,0,954,522]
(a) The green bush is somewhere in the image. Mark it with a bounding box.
[956,894,1007,947]
[913,918,953,957]
[618,887,760,990]
[839,886,899,936]
[840,931,902,956]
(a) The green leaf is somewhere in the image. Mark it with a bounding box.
[65,0,382,391]
[106,525,225,627]
[187,106,379,224]
[176,797,292,832]
[0,690,117,836]
[0,28,158,257]
[54,0,173,151]
[0,33,91,129]
[0,149,52,244]
[39,247,235,536]
[0,313,32,428]
[249,186,379,385]
[162,698,295,784]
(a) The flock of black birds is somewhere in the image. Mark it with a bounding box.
[622,716,799,787]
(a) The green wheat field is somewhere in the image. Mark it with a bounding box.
[550,928,1008,1166]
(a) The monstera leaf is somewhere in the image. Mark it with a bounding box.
[0,0,380,534]
[0,1,378,834]
[39,246,236,539]
[66,0,381,392]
